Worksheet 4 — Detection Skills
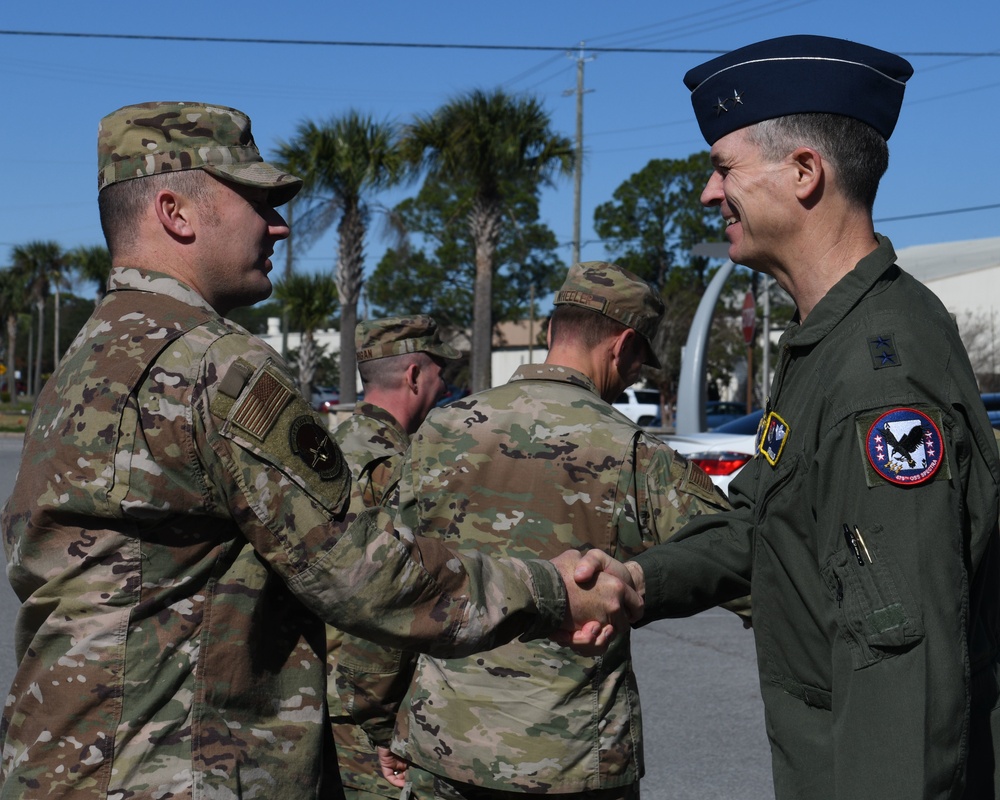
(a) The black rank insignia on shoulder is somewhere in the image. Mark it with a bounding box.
[289,415,346,481]
[868,333,901,370]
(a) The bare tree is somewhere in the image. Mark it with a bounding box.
[956,309,1000,391]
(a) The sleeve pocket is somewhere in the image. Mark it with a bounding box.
[821,523,925,669]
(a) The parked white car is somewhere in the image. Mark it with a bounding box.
[660,410,764,495]
[613,387,661,427]
[311,386,340,412]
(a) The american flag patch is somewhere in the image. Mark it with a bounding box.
[232,369,293,440]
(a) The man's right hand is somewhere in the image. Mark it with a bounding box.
[378,746,408,788]
[574,549,646,600]
[549,550,643,654]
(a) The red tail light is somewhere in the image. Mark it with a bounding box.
[688,452,752,476]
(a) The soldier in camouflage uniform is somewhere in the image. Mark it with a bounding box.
[330,316,460,800]
[335,316,460,512]
[339,263,731,800]
[0,102,639,800]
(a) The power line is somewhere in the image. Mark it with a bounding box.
[2,29,1000,58]
[874,203,1000,223]
[0,30,725,53]
[550,202,1000,252]
[585,0,821,50]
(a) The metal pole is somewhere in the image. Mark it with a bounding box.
[675,257,736,434]
[281,199,293,359]
[565,43,593,266]
[528,283,534,364]
[53,283,60,368]
[572,52,583,266]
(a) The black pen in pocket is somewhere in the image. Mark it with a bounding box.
[842,523,865,566]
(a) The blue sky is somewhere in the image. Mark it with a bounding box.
[3,0,998,301]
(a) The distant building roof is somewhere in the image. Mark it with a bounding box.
[493,319,546,348]
[896,237,1000,283]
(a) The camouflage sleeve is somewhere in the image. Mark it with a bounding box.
[199,337,567,655]
[335,634,418,747]
[637,436,752,621]
[634,435,731,550]
[331,451,443,741]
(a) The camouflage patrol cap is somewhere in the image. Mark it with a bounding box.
[97,101,302,206]
[356,315,462,363]
[554,261,664,368]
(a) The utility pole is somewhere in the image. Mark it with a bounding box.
[281,199,294,358]
[528,283,535,364]
[564,42,594,266]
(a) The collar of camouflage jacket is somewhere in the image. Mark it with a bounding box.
[508,363,599,396]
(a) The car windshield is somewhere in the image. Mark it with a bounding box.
[714,409,765,434]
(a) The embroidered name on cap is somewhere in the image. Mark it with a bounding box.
[556,289,609,313]
[865,407,944,485]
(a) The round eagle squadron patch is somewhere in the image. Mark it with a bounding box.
[865,407,943,486]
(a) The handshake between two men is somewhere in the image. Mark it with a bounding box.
[551,549,647,652]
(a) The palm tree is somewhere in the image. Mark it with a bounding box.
[11,240,64,395]
[0,265,29,404]
[67,244,112,304]
[273,272,339,404]
[266,144,300,361]
[275,112,406,404]
[401,89,573,392]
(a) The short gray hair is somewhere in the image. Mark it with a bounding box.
[745,113,889,212]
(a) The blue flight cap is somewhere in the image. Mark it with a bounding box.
[684,35,913,145]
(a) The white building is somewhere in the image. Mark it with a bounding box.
[896,236,1000,320]
[260,317,342,357]
[259,316,548,391]
[896,236,1000,387]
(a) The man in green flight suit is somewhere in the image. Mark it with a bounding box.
[329,315,460,800]
[574,34,1000,800]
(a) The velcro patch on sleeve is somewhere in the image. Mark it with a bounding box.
[218,358,256,399]
[684,458,718,496]
[758,411,790,466]
[217,359,352,514]
[289,415,348,482]
[231,367,294,441]
[856,406,950,487]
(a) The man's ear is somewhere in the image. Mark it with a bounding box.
[790,146,823,202]
[405,362,421,393]
[612,328,636,364]
[153,188,197,240]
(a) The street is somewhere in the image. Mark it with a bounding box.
[0,437,774,799]
[0,435,25,718]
